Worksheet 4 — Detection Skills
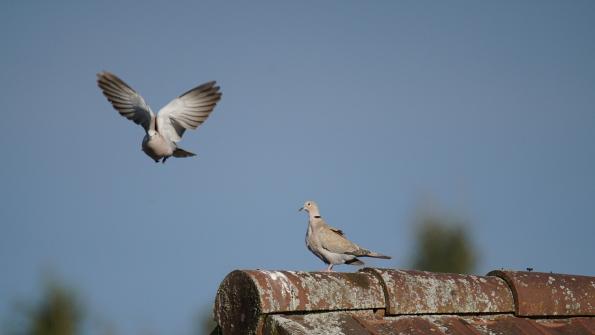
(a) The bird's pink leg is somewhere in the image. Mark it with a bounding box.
[326,264,334,272]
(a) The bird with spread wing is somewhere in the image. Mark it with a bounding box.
[97,71,222,163]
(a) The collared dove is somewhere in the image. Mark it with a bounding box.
[299,200,391,272]
[96,71,222,163]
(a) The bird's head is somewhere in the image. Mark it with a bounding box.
[148,129,157,137]
[299,200,320,216]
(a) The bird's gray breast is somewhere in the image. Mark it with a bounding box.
[306,224,329,264]
[142,133,176,159]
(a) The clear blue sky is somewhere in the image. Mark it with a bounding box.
[1,1,594,334]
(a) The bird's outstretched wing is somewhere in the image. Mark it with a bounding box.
[97,72,154,133]
[157,81,221,142]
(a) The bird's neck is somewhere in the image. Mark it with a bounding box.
[308,210,321,220]
[308,212,324,228]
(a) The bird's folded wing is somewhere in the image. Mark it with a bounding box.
[157,81,221,142]
[327,225,344,236]
[319,227,359,254]
[96,71,154,133]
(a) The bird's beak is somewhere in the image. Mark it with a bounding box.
[298,207,304,212]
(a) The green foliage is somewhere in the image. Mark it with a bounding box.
[410,213,477,274]
[7,279,83,335]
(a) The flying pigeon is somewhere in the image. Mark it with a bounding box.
[97,71,221,163]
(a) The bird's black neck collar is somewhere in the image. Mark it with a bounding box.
[313,215,322,219]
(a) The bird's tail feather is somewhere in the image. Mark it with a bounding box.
[173,148,196,158]
[367,252,391,259]
[350,249,392,259]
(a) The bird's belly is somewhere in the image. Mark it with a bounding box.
[319,248,354,265]
[307,243,327,263]
[306,233,328,264]
[142,136,174,159]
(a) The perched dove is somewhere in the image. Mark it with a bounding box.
[96,71,222,163]
[299,200,391,272]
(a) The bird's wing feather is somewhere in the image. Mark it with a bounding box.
[157,81,221,142]
[328,225,344,236]
[96,71,154,133]
[319,226,359,254]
